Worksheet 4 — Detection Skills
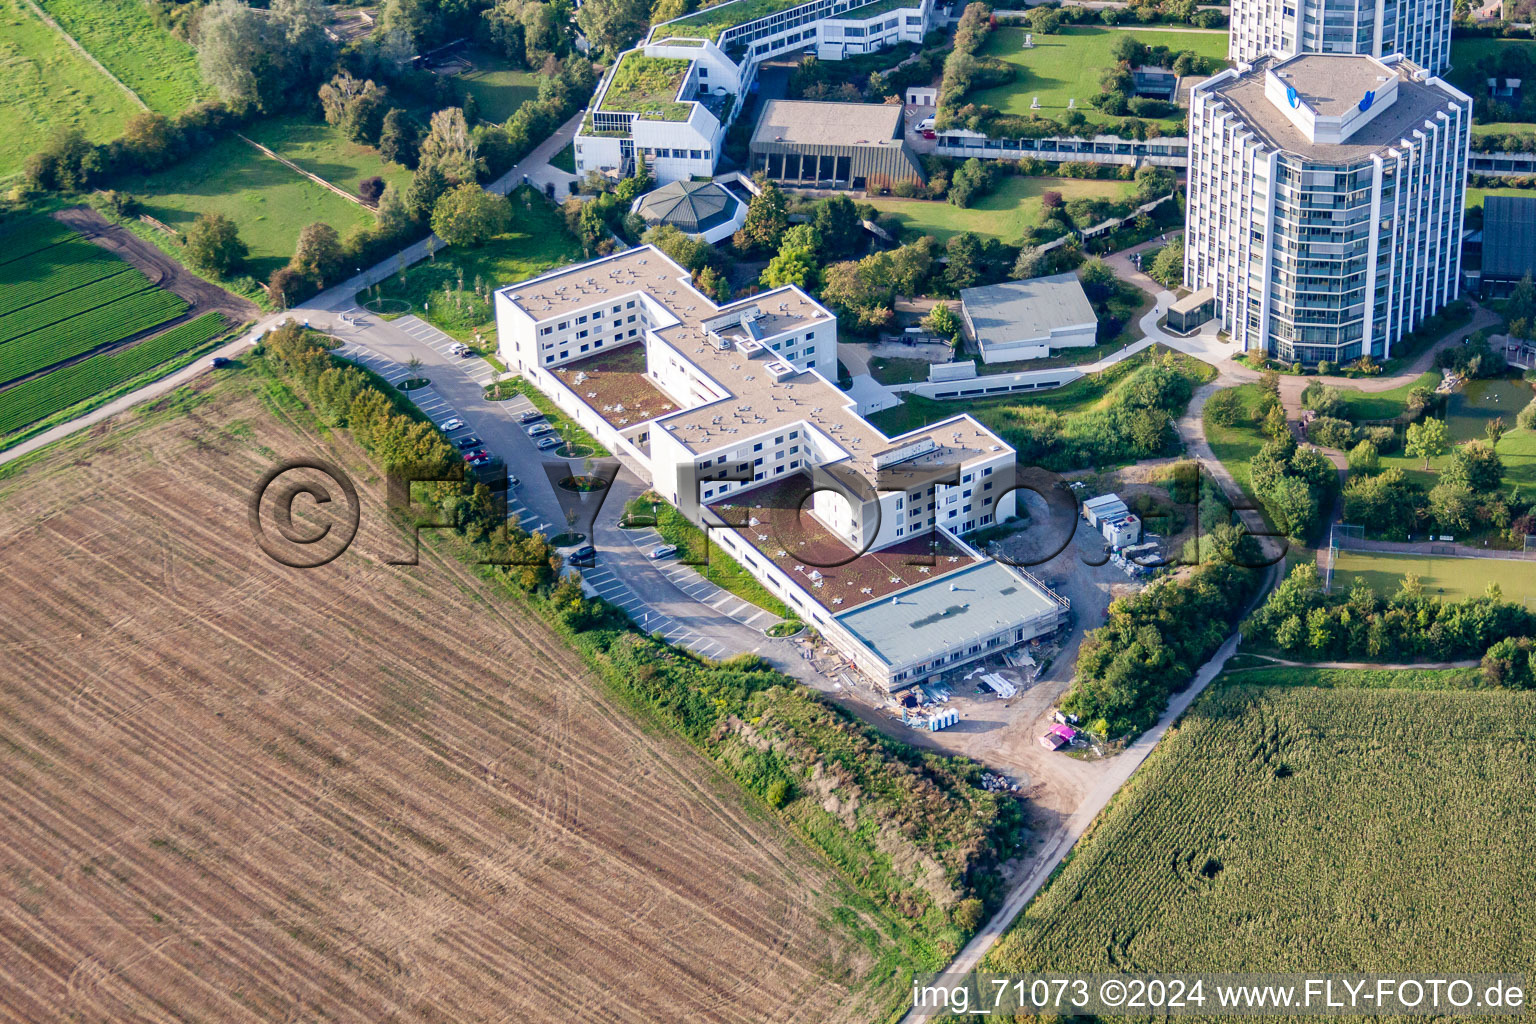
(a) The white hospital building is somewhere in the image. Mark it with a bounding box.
[494,245,1068,689]
[575,0,938,183]
[1184,53,1470,365]
[1228,0,1452,74]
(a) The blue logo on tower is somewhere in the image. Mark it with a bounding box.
[1286,85,1299,108]
[1359,89,1376,112]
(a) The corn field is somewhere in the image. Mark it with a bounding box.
[987,675,1536,986]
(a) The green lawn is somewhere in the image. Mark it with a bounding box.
[863,175,1136,245]
[1330,549,1536,604]
[1468,186,1536,214]
[0,0,136,179]
[968,25,1228,129]
[371,187,584,343]
[116,134,378,281]
[454,50,540,125]
[986,672,1536,984]
[1201,382,1266,503]
[36,0,205,114]
[243,116,413,200]
[1333,370,1440,422]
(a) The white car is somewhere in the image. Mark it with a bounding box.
[649,544,678,559]
[439,417,466,432]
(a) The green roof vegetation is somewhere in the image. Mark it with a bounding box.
[653,0,816,41]
[600,53,693,120]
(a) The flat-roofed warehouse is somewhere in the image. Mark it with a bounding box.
[749,99,926,189]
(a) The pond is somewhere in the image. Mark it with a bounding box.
[1443,377,1535,442]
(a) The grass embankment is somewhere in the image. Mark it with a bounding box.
[371,187,584,343]
[36,0,205,114]
[625,493,793,619]
[862,175,1136,245]
[986,667,1536,981]
[0,0,135,178]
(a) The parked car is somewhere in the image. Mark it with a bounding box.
[519,410,544,424]
[439,417,466,432]
[211,356,231,368]
[453,435,483,450]
[570,544,596,565]
[649,544,678,559]
[535,435,561,450]
[526,423,555,437]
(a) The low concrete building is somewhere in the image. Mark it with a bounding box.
[631,179,747,243]
[959,274,1097,363]
[749,100,926,189]
[1480,196,1536,298]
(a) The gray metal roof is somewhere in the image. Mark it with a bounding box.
[750,99,904,148]
[635,180,741,233]
[1482,196,1536,281]
[833,561,1060,669]
[961,274,1097,349]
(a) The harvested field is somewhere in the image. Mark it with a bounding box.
[0,375,892,1023]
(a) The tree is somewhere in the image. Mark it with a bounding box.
[320,71,390,144]
[183,212,247,276]
[1405,417,1450,470]
[1148,240,1184,288]
[430,185,511,246]
[376,183,413,237]
[736,179,789,255]
[405,165,450,222]
[290,222,343,283]
[417,108,482,184]
[576,0,650,57]
[1445,440,1504,493]
[811,194,863,260]
[379,108,421,168]
[922,302,962,344]
[1347,439,1380,475]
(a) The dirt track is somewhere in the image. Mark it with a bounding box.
[51,206,259,323]
[0,377,885,1024]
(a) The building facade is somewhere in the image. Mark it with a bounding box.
[1228,0,1452,74]
[576,0,936,183]
[494,245,1068,689]
[1184,53,1470,364]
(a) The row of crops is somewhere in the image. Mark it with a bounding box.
[985,672,1536,980]
[0,313,230,436]
[0,288,189,387]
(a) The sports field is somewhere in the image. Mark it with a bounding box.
[986,669,1536,979]
[36,0,205,114]
[0,0,136,178]
[862,175,1136,244]
[1329,549,1536,603]
[118,134,378,281]
[969,25,1229,128]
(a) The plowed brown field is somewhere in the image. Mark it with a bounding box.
[0,377,886,1023]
